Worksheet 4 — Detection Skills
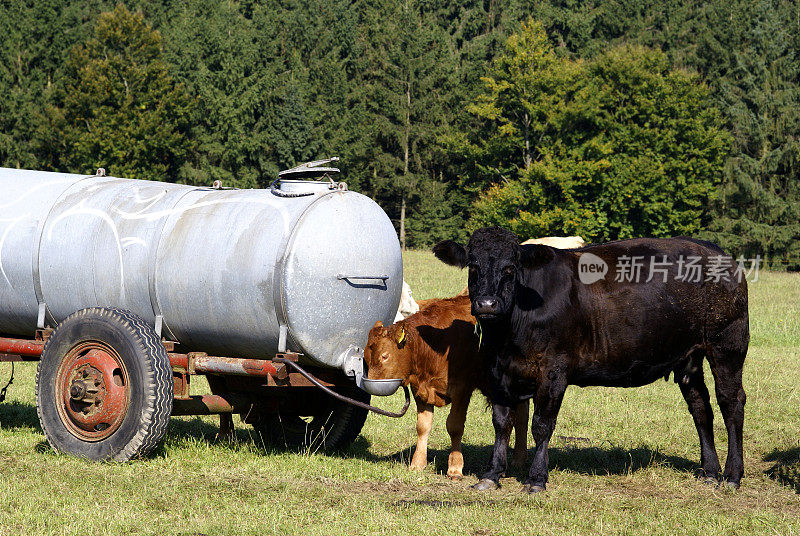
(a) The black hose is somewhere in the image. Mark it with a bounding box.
[274,358,411,418]
[0,362,13,403]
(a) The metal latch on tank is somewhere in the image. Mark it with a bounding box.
[279,157,341,179]
[270,157,348,197]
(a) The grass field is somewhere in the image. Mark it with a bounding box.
[1,250,799,535]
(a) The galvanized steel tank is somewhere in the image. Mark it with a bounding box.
[0,167,402,369]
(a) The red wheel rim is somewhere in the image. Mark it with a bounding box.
[54,341,130,441]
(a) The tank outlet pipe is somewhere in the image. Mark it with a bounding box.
[274,357,410,418]
[0,338,45,357]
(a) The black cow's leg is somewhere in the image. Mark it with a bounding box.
[511,400,530,469]
[523,378,567,493]
[708,354,747,488]
[677,358,721,482]
[473,402,514,490]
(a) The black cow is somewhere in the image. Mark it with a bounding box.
[433,227,749,493]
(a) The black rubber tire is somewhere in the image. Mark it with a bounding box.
[35,308,173,461]
[252,386,370,452]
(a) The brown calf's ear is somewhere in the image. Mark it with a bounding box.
[396,324,407,347]
[373,320,383,328]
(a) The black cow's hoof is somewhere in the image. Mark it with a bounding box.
[473,479,499,491]
[719,479,740,490]
[696,473,720,486]
[521,483,546,494]
[695,469,720,485]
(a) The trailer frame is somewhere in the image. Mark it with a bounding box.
[0,326,409,455]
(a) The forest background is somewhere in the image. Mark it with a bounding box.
[1,1,798,266]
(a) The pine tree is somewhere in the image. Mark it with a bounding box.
[530,0,800,264]
[697,1,800,266]
[354,0,455,249]
[50,5,196,181]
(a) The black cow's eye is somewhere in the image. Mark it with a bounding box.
[503,266,515,276]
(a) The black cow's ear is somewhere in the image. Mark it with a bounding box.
[432,240,467,268]
[519,244,555,269]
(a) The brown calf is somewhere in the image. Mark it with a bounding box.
[364,294,528,479]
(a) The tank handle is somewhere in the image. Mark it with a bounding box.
[336,274,389,282]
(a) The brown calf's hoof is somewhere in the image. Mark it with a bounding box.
[472,479,499,491]
[409,459,427,471]
[521,483,546,494]
[447,473,463,481]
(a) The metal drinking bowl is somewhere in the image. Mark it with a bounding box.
[360,377,403,396]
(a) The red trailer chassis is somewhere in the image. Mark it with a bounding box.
[0,328,409,454]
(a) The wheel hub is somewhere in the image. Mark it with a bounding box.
[55,343,130,441]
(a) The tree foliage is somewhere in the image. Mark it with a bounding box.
[51,5,196,181]
[466,20,730,242]
[1,1,799,260]
[696,1,800,265]
[530,0,800,264]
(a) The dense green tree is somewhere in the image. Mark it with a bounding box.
[159,0,360,188]
[467,20,731,242]
[3,0,800,255]
[49,5,195,181]
[159,1,276,187]
[531,0,800,264]
[353,0,456,248]
[0,0,110,170]
[0,0,534,245]
[696,1,800,266]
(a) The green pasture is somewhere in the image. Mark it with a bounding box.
[0,251,798,535]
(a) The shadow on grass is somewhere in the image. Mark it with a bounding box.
[0,402,389,461]
[0,401,699,480]
[162,416,384,460]
[352,441,696,480]
[0,400,41,432]
[764,446,800,494]
[163,416,283,455]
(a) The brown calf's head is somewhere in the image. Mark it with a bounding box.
[364,320,412,381]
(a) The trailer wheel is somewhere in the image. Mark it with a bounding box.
[252,386,370,452]
[35,308,172,461]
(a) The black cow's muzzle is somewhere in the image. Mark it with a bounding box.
[473,297,501,319]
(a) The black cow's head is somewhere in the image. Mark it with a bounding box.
[433,226,549,321]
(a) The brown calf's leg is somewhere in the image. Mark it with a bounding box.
[511,400,529,469]
[410,398,435,471]
[445,391,470,480]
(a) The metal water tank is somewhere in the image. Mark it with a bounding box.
[0,163,402,370]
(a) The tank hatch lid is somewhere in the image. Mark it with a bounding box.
[278,157,340,180]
